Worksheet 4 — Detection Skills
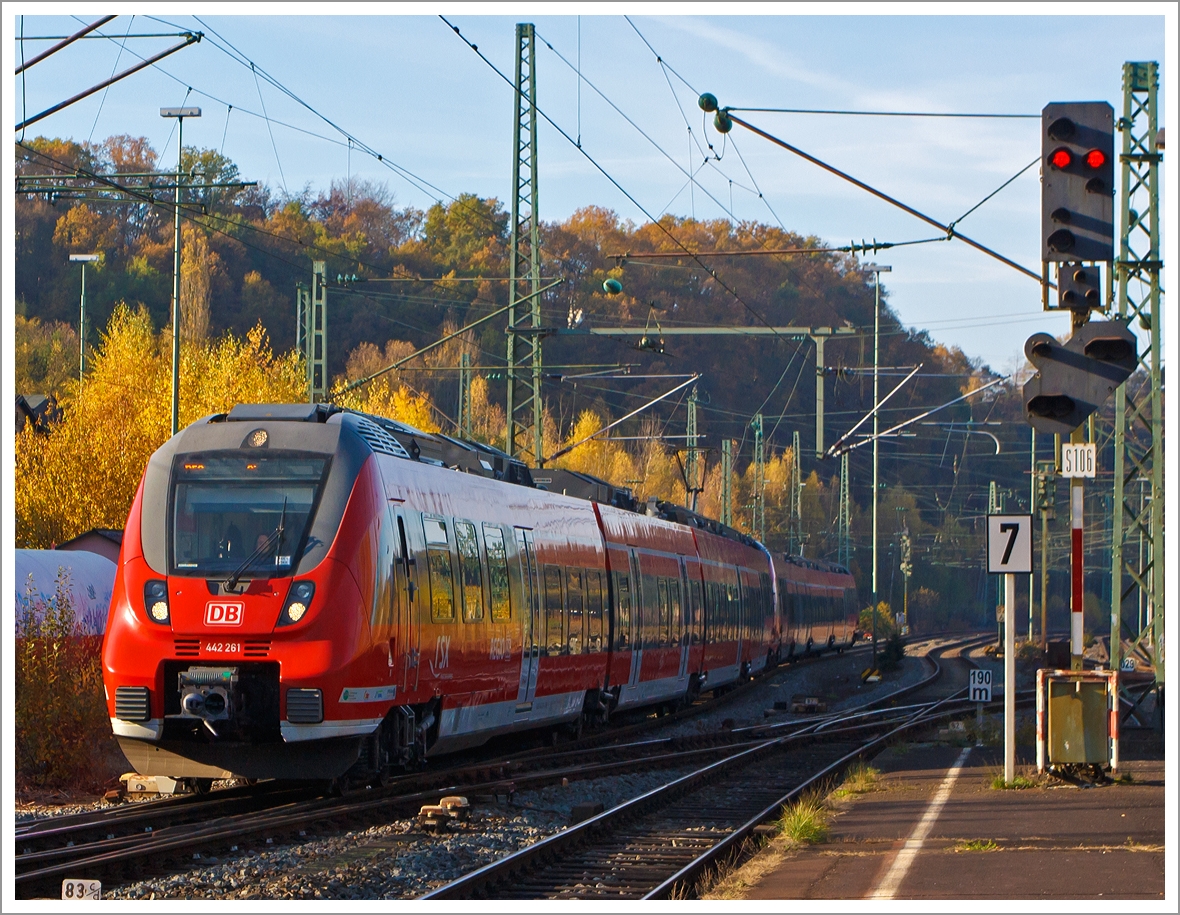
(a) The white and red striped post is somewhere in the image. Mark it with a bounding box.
[1070,479,1084,665]
[1036,667,1046,774]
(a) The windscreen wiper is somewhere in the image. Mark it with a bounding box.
[225,497,287,592]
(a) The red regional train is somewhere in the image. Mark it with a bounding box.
[102,404,858,786]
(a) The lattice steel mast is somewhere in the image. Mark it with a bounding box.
[1110,61,1164,688]
[505,23,544,463]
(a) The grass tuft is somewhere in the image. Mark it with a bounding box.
[955,838,1000,852]
[833,761,880,798]
[990,773,1038,790]
[778,791,829,845]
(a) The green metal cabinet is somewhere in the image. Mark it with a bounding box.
[1047,679,1109,764]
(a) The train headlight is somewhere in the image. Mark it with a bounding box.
[279,581,315,626]
[144,580,170,624]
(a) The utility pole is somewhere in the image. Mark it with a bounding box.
[899,520,912,635]
[838,452,852,568]
[1029,427,1036,641]
[788,429,802,555]
[867,264,891,670]
[300,262,327,403]
[721,438,734,527]
[160,105,200,436]
[1036,460,1056,649]
[505,22,544,464]
[1110,61,1164,692]
[458,352,472,439]
[69,253,100,380]
[686,385,700,511]
[751,413,765,543]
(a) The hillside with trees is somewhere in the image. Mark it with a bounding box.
[19,133,1118,636]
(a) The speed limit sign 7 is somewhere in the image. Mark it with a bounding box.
[987,514,1032,574]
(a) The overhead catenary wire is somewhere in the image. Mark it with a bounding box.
[724,111,1047,286]
[443,17,793,351]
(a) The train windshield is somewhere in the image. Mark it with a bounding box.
[170,452,329,577]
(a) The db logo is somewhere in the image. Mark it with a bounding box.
[205,601,244,626]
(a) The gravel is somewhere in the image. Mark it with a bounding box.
[22,642,940,899]
[103,767,699,900]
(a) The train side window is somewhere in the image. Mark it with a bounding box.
[643,573,659,649]
[566,567,584,655]
[691,580,703,645]
[586,570,603,652]
[670,578,683,647]
[657,578,670,647]
[371,506,398,630]
[424,518,455,623]
[483,525,511,621]
[455,521,484,622]
[615,572,631,649]
[543,564,565,655]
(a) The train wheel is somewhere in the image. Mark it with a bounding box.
[189,778,213,795]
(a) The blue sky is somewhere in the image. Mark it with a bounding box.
[7,5,1173,371]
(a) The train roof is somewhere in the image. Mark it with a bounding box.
[776,552,852,577]
[217,403,759,551]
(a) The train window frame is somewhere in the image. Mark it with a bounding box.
[690,578,703,645]
[657,577,670,647]
[455,520,484,622]
[669,577,683,648]
[483,524,511,622]
[424,516,456,623]
[371,505,399,630]
[566,567,584,655]
[615,571,631,650]
[543,564,565,656]
[586,569,603,652]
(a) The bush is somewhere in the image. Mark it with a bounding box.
[878,632,907,671]
[15,568,113,788]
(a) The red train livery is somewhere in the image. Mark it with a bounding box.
[103,404,858,784]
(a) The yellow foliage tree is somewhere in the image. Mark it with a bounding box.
[553,410,635,485]
[15,305,304,548]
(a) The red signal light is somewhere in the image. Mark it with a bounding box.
[1084,149,1106,169]
[1049,148,1073,169]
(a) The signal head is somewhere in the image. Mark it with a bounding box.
[1049,147,1073,169]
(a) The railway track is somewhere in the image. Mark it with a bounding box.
[422,635,1017,901]
[14,636,979,899]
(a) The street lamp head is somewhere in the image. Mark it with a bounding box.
[160,107,201,118]
[865,264,892,274]
[69,253,100,262]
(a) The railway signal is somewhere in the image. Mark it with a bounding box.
[1041,101,1115,264]
[1022,320,1137,435]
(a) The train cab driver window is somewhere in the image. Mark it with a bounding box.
[424,517,455,623]
[455,521,484,622]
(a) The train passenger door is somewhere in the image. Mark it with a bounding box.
[514,528,541,711]
[394,508,422,694]
[677,558,690,680]
[627,549,643,691]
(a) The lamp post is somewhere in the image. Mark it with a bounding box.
[69,253,100,380]
[866,264,891,668]
[160,106,200,436]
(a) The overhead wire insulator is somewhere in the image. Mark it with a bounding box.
[698,92,718,112]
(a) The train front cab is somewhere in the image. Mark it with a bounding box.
[103,407,394,781]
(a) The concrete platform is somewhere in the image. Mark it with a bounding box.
[740,731,1166,900]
